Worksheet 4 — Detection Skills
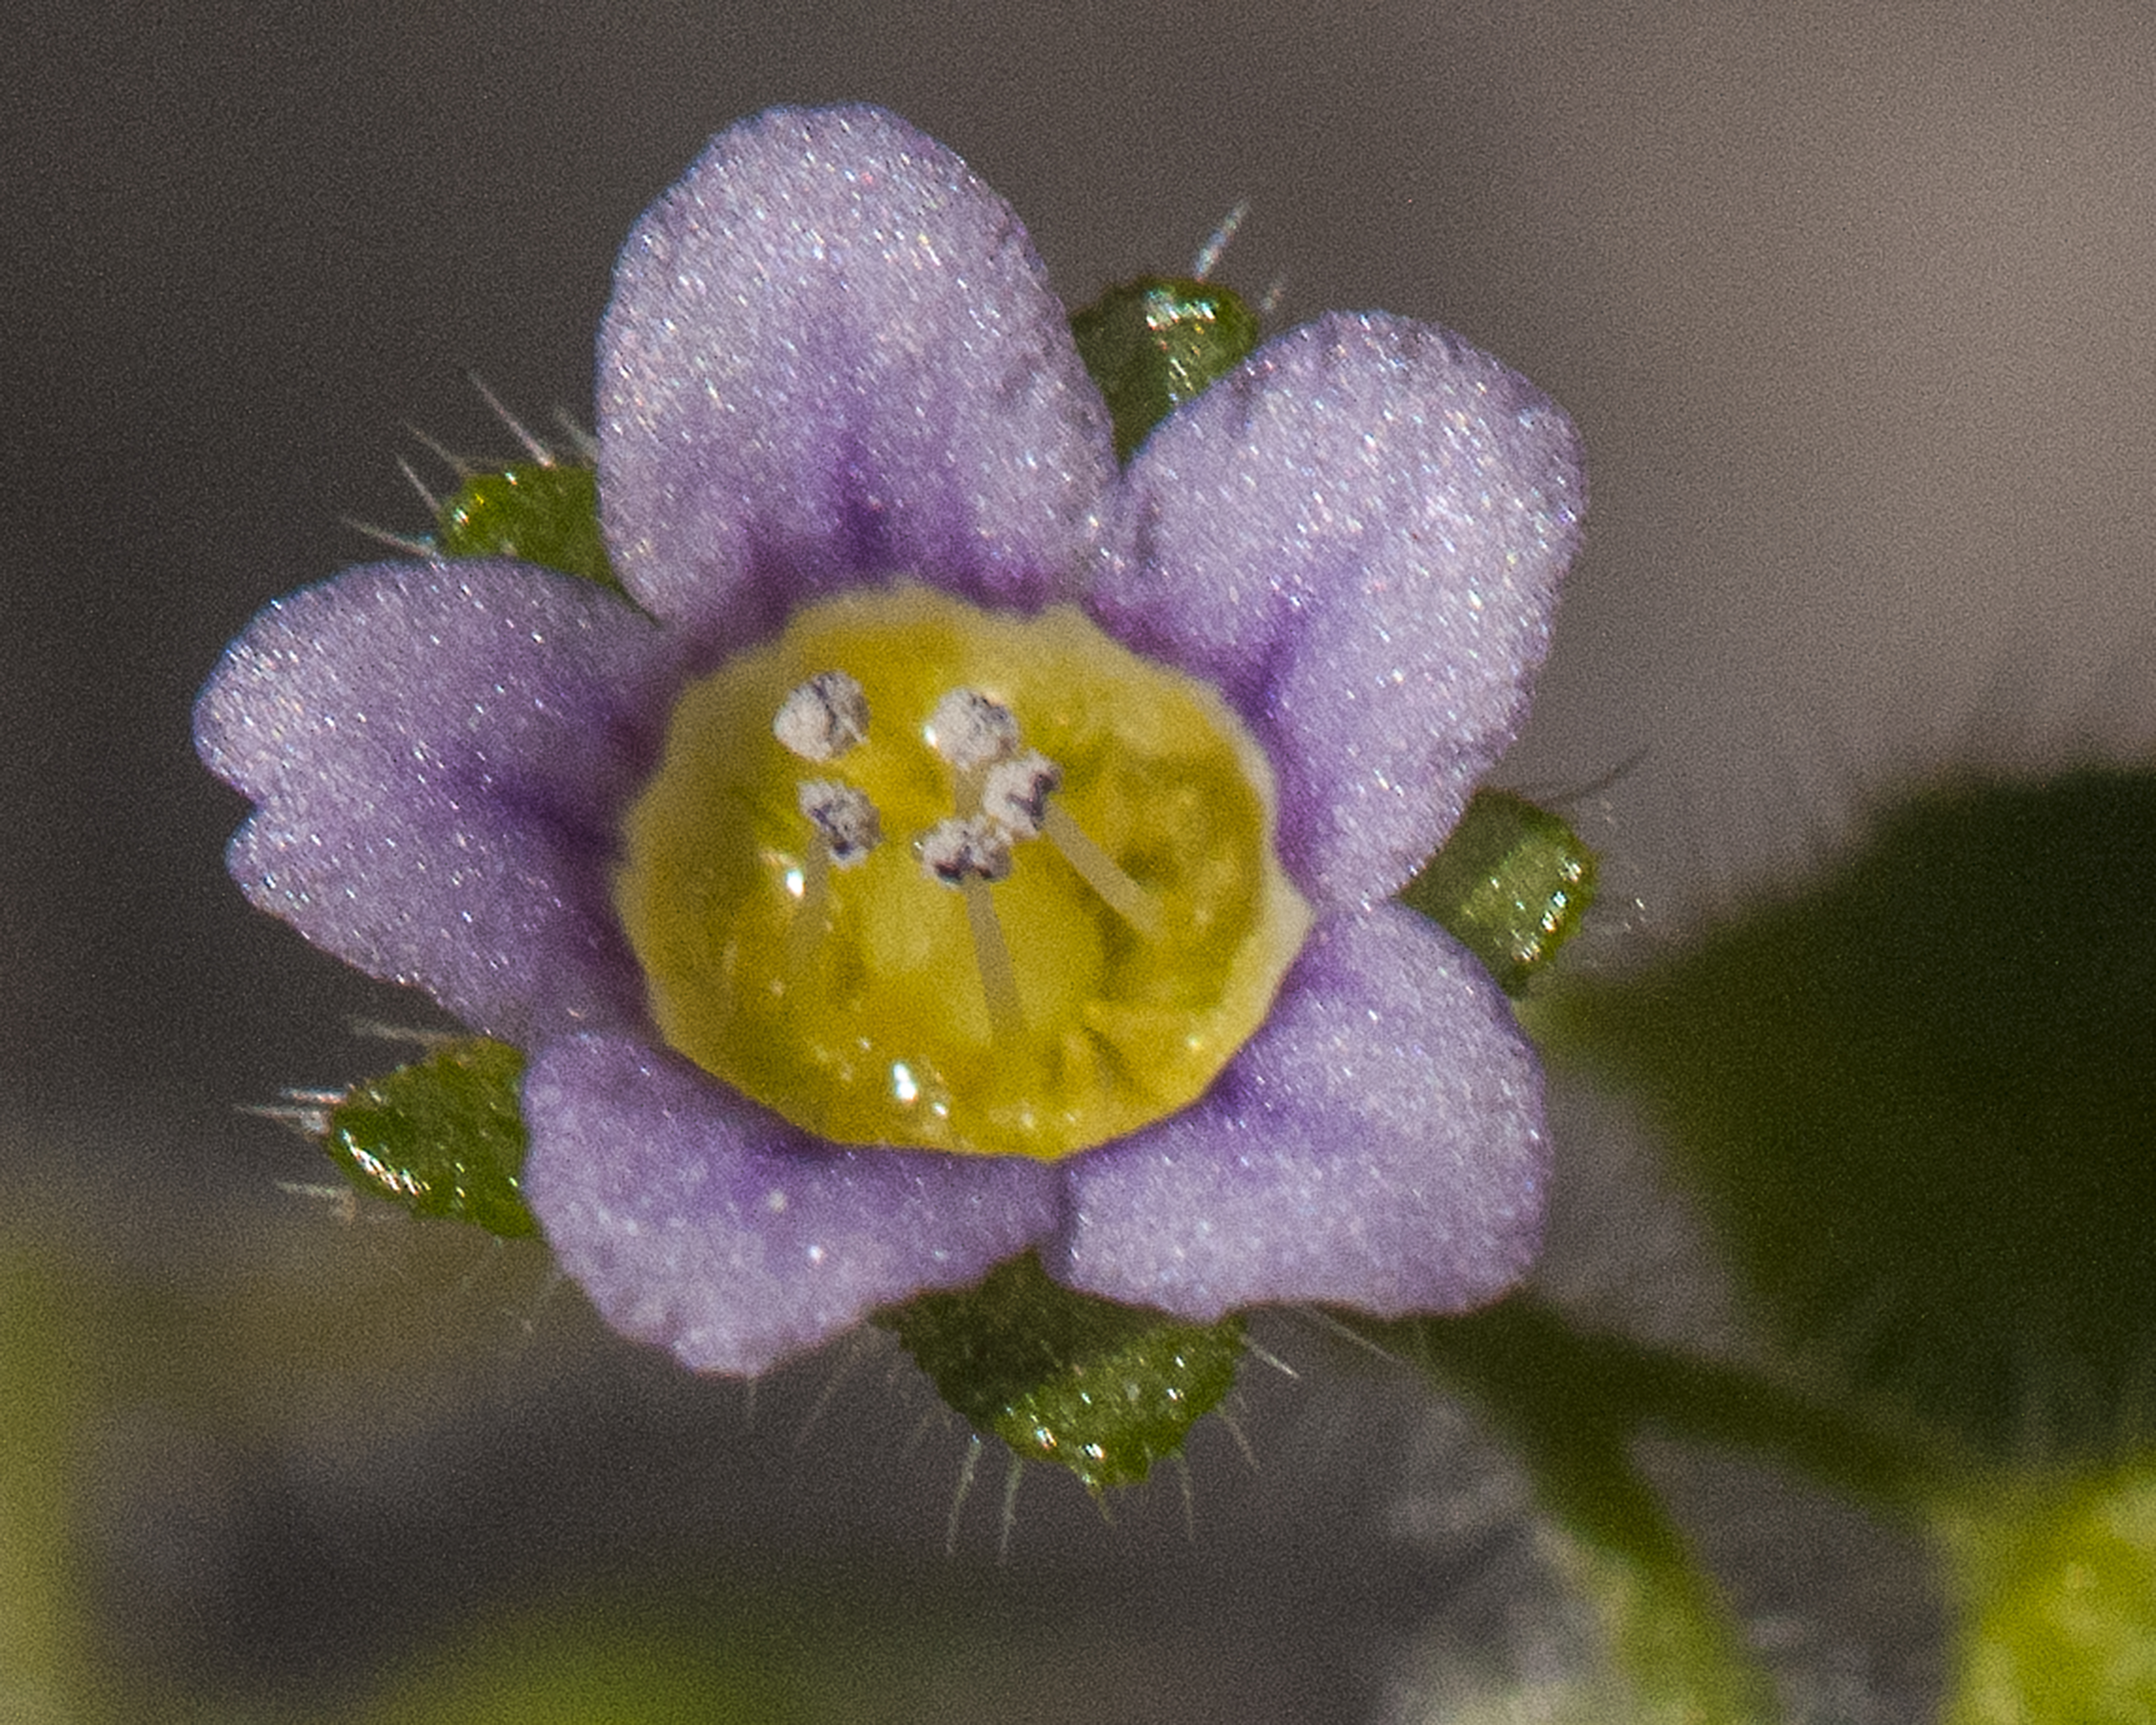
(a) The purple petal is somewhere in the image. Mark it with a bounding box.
[598,105,1115,653]
[1090,313,1584,905]
[1050,902,1545,1321]
[523,1034,1063,1376]
[193,561,679,1042]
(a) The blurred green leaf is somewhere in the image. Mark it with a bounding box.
[0,1251,92,1724]
[1941,1455,2156,1725]
[1385,1302,1782,1722]
[1548,770,2156,1454]
[358,1605,806,1725]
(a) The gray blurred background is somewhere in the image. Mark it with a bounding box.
[6,1,2152,1718]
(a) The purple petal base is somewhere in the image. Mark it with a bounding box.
[524,1034,1063,1376]
[1050,903,1546,1321]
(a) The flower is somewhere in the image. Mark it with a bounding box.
[194,105,1584,1376]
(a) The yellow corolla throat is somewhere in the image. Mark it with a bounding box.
[614,585,1313,1162]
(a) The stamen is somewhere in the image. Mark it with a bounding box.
[925,689,1019,772]
[784,845,830,983]
[797,780,881,866]
[775,671,871,762]
[979,751,1161,938]
[917,815,1013,886]
[965,880,1025,1041]
[917,816,1024,1039]
[787,781,881,979]
[1041,804,1164,939]
[980,751,1061,839]
[616,584,1309,1160]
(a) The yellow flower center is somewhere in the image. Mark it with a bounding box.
[614,586,1312,1161]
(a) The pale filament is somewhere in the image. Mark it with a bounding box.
[784,844,832,981]
[916,814,1023,1041]
[1040,804,1163,939]
[963,878,1026,1043]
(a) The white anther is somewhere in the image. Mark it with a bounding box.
[774,671,870,762]
[917,815,1014,886]
[925,688,1019,771]
[981,750,1062,840]
[797,781,881,866]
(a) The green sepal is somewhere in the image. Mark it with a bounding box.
[1069,277,1262,462]
[324,1037,537,1238]
[1940,1455,2156,1725]
[1401,788,1598,994]
[437,462,620,592]
[878,1251,1242,1494]
[1546,769,2156,1455]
